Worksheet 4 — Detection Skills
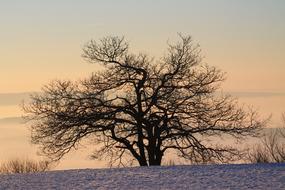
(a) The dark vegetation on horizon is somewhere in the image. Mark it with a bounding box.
[246,115,285,163]
[0,158,51,174]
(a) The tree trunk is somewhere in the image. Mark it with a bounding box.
[149,152,162,166]
[138,158,148,166]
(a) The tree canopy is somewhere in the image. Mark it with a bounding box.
[24,35,264,166]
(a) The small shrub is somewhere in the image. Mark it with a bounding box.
[164,159,176,166]
[247,144,271,163]
[247,128,285,163]
[0,158,51,174]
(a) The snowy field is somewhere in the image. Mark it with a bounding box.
[0,164,284,190]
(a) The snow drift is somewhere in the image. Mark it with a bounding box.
[0,164,284,190]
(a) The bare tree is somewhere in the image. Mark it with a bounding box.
[23,35,264,166]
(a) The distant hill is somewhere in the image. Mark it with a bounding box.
[0,92,32,106]
[228,91,285,98]
[0,117,24,124]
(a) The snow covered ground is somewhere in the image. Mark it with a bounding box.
[0,163,284,190]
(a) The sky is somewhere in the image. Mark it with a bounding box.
[0,0,284,93]
[0,0,284,168]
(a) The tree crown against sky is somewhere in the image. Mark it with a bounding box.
[24,34,265,166]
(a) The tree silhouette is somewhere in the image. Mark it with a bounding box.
[24,35,264,166]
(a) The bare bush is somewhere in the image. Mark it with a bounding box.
[0,158,51,174]
[281,113,285,138]
[164,159,176,166]
[247,128,285,163]
[247,144,271,163]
